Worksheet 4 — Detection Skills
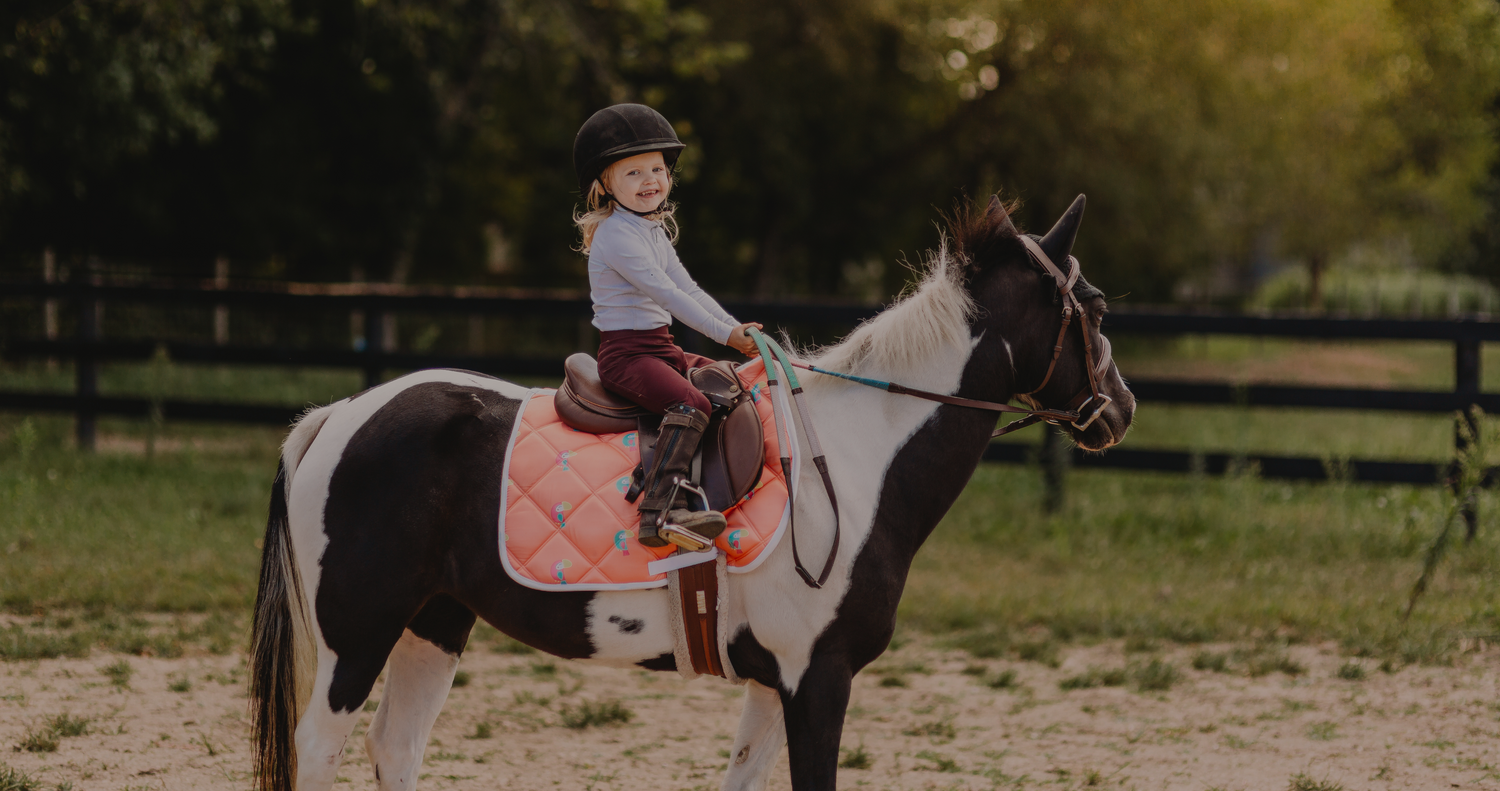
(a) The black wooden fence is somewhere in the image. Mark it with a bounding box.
[2,278,1496,489]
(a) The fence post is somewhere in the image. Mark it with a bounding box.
[43,248,57,369]
[76,261,100,451]
[364,305,385,391]
[213,256,230,345]
[1455,337,1481,541]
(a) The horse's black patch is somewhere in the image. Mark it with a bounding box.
[607,615,644,635]
[408,594,476,656]
[318,379,599,714]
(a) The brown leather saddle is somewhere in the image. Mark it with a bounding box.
[553,353,764,512]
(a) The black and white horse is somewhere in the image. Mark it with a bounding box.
[249,195,1134,791]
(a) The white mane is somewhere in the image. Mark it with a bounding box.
[808,238,976,377]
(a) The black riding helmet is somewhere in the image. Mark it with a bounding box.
[573,104,685,195]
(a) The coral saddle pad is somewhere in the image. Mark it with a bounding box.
[498,358,794,591]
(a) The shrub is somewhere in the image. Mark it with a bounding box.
[1335,662,1365,681]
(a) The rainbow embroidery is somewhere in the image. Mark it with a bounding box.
[552,559,573,584]
[556,450,577,470]
[622,432,637,448]
[727,529,745,552]
[552,501,572,528]
[613,530,632,555]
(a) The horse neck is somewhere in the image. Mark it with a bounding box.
[804,328,1010,558]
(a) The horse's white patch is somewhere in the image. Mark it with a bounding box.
[580,590,677,667]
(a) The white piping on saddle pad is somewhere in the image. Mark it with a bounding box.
[647,548,718,576]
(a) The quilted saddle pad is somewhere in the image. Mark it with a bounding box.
[498,358,795,591]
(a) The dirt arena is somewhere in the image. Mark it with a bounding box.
[1,637,1496,790]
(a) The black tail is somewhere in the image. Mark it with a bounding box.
[250,462,308,791]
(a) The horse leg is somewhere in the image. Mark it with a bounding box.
[722,680,787,791]
[365,595,476,791]
[295,640,393,791]
[778,655,853,791]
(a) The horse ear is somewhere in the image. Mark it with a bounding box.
[1038,194,1086,264]
[986,194,1018,235]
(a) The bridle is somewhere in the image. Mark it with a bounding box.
[788,234,1115,439]
[1003,235,1115,436]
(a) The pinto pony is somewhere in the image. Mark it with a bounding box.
[250,195,1134,791]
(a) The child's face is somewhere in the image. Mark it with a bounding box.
[603,152,670,213]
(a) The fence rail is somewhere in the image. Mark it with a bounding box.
[1,277,1493,489]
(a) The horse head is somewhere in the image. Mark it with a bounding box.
[955,194,1134,451]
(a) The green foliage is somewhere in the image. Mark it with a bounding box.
[4,0,1497,305]
[43,715,89,739]
[838,744,873,770]
[913,750,961,773]
[1288,773,1345,791]
[1059,667,1127,691]
[13,729,56,754]
[99,660,133,688]
[1407,408,1492,619]
[1335,661,1366,681]
[0,763,49,791]
[1132,659,1179,692]
[558,699,633,729]
[983,669,1018,690]
[901,720,956,741]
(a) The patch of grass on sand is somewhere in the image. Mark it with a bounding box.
[1288,772,1345,791]
[1059,667,1127,691]
[838,744,873,770]
[558,700,633,729]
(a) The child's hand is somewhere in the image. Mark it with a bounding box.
[728,323,764,357]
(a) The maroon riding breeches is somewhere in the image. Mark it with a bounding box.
[596,327,715,415]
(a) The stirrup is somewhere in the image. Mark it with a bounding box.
[658,479,722,551]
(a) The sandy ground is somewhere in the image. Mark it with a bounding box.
[1,638,1498,791]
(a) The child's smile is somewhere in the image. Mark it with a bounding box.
[604,151,671,214]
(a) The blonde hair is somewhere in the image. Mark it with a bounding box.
[573,169,679,255]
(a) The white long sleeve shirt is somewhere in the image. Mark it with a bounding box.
[587,210,739,345]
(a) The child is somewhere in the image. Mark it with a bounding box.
[572,103,763,549]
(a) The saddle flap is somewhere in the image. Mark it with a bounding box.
[638,398,763,512]
[688,361,745,410]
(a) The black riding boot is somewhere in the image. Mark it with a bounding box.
[637,404,727,549]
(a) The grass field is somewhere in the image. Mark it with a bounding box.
[1,336,1497,665]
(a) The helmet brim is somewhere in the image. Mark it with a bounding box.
[581,140,685,193]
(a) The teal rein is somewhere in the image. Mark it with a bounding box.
[747,328,840,589]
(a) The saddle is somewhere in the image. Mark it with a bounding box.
[553,353,764,512]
